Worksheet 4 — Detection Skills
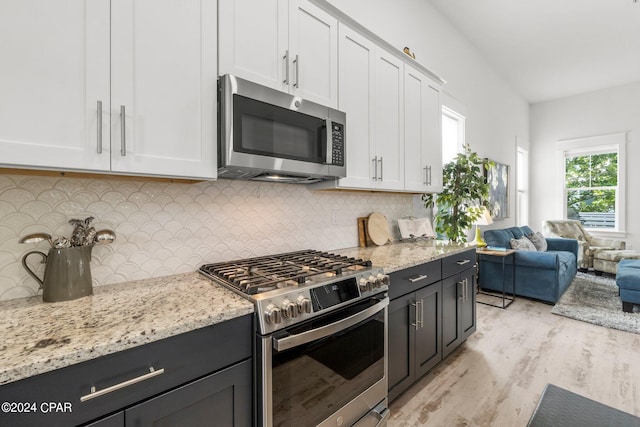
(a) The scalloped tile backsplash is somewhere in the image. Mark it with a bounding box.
[0,174,420,301]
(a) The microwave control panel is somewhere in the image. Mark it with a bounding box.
[331,123,345,166]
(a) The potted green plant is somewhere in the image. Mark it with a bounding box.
[422,144,492,242]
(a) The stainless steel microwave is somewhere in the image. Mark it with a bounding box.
[218,74,346,184]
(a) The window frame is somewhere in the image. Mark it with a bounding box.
[441,105,465,165]
[516,146,529,226]
[558,133,626,234]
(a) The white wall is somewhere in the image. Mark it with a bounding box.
[530,81,640,248]
[328,0,530,230]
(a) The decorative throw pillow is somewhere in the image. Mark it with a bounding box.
[527,232,548,252]
[510,237,537,251]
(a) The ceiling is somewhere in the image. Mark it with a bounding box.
[427,0,640,104]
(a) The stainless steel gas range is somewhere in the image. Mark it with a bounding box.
[199,249,390,427]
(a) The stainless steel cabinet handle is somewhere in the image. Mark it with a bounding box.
[283,50,289,85]
[378,157,383,181]
[456,259,471,266]
[80,367,164,402]
[417,299,424,328]
[409,274,428,283]
[410,302,418,330]
[372,156,378,180]
[458,281,464,301]
[423,166,428,185]
[120,105,126,156]
[427,165,432,186]
[96,100,103,154]
[293,54,299,88]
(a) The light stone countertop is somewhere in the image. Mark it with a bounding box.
[334,239,476,272]
[0,272,254,386]
[0,240,474,387]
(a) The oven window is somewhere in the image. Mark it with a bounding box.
[271,303,385,427]
[233,94,325,163]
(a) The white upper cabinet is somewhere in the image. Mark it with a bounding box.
[315,25,404,191]
[0,0,111,171]
[0,0,217,179]
[288,0,338,107]
[404,65,443,193]
[334,25,375,189]
[218,0,338,108]
[373,49,404,191]
[111,0,217,178]
[218,0,288,92]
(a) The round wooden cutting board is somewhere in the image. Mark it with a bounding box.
[367,212,391,245]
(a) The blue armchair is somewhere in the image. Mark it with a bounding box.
[478,226,578,303]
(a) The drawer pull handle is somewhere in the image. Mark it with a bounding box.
[456,259,471,266]
[409,274,428,283]
[80,367,165,402]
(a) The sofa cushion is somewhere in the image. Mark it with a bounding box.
[616,268,640,291]
[485,229,517,248]
[527,232,548,252]
[511,237,536,251]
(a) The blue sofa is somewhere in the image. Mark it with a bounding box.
[478,226,578,303]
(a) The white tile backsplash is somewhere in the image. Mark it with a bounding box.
[0,174,419,300]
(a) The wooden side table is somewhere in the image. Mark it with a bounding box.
[476,248,516,309]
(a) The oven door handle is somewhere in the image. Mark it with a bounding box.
[273,298,389,352]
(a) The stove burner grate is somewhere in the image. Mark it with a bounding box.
[199,250,372,295]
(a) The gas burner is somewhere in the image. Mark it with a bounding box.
[198,249,372,295]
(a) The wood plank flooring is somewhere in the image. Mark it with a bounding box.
[388,298,640,426]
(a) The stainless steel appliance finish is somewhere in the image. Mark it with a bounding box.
[218,74,346,184]
[198,249,390,427]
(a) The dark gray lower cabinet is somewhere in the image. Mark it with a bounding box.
[388,250,477,401]
[442,250,477,358]
[125,359,251,427]
[0,314,252,427]
[388,282,442,402]
[442,268,477,358]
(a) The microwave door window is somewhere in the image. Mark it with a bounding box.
[233,95,325,163]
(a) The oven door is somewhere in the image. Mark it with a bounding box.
[258,296,388,427]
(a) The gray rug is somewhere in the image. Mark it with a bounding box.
[551,272,640,335]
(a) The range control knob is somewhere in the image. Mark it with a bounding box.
[359,277,373,293]
[297,296,312,314]
[282,299,298,318]
[265,304,282,324]
[376,273,390,287]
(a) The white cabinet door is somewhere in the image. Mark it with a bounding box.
[404,65,442,193]
[423,83,443,192]
[0,0,110,171]
[218,0,288,92]
[374,49,404,191]
[335,25,375,189]
[289,0,338,108]
[111,0,217,179]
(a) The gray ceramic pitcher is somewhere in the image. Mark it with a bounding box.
[21,245,94,302]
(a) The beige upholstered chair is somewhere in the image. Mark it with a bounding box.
[542,219,625,271]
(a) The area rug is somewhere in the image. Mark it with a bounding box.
[527,384,640,426]
[551,272,640,335]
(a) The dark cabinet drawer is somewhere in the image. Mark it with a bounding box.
[0,314,252,427]
[442,249,477,278]
[389,260,441,299]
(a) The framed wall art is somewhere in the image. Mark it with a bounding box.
[485,160,509,219]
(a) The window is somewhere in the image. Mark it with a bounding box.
[516,147,529,226]
[442,106,465,165]
[560,133,626,231]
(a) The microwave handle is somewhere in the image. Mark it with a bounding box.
[325,118,333,165]
[273,298,388,352]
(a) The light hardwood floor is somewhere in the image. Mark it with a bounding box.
[388,298,640,426]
